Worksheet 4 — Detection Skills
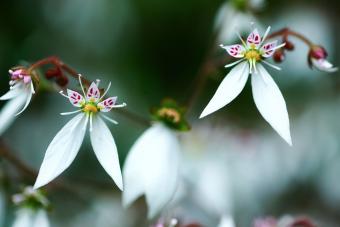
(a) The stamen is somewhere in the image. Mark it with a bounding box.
[260,26,271,45]
[249,60,253,74]
[78,74,86,97]
[83,114,89,131]
[99,82,112,100]
[102,114,118,125]
[89,113,93,132]
[235,30,247,47]
[60,109,82,115]
[225,59,244,68]
[262,60,282,71]
[272,43,286,51]
[59,91,69,99]
[252,59,258,74]
[96,79,100,87]
[112,103,127,108]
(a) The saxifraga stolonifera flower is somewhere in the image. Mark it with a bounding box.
[0,68,36,135]
[200,26,292,145]
[34,75,126,190]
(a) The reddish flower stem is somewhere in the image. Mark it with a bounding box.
[266,27,314,47]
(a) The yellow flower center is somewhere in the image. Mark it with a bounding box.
[245,50,261,62]
[158,107,181,123]
[83,103,98,113]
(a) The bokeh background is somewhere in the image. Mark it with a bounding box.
[0,0,340,226]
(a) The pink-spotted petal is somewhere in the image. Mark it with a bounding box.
[86,82,100,101]
[98,97,117,112]
[67,89,85,107]
[260,40,278,58]
[221,44,245,58]
[247,28,261,48]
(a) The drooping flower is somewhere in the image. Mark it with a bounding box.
[34,75,126,190]
[0,68,35,135]
[12,186,50,227]
[200,26,292,145]
[123,99,188,219]
[308,45,338,73]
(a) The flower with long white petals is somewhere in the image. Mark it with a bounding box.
[123,123,181,219]
[0,68,35,135]
[34,76,126,190]
[200,26,292,145]
[12,186,50,227]
[308,45,338,73]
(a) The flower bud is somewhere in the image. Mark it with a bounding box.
[308,45,337,72]
[56,76,69,87]
[284,40,295,51]
[273,50,285,63]
[309,45,327,59]
[45,67,62,79]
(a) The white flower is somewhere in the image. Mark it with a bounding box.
[123,123,181,219]
[217,215,236,227]
[0,69,35,135]
[200,26,292,145]
[34,75,126,190]
[12,209,50,227]
[308,45,338,73]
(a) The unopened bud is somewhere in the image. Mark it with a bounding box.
[273,50,285,63]
[309,45,327,60]
[284,40,295,51]
[45,67,62,79]
[56,76,69,87]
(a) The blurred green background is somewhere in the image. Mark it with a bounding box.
[1,0,340,226]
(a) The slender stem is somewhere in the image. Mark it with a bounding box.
[266,27,313,47]
[0,139,37,178]
[186,33,218,114]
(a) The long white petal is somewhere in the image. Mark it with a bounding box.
[217,215,236,227]
[122,123,180,219]
[90,116,123,190]
[34,113,87,189]
[12,209,33,227]
[32,210,50,227]
[14,91,33,116]
[251,64,292,145]
[200,61,249,118]
[0,94,27,136]
[0,87,21,100]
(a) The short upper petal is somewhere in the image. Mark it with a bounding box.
[247,28,261,48]
[90,116,123,190]
[97,97,117,112]
[220,44,245,58]
[86,82,100,102]
[251,64,292,145]
[34,113,87,189]
[200,61,249,118]
[260,40,278,58]
[67,89,85,107]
